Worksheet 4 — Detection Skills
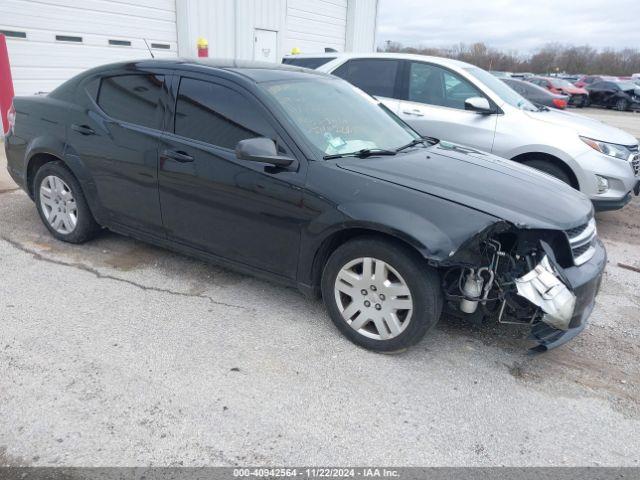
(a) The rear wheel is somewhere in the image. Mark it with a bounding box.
[34,161,100,243]
[615,98,628,111]
[522,159,573,187]
[321,237,443,352]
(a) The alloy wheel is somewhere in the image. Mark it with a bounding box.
[39,175,78,234]
[334,257,413,340]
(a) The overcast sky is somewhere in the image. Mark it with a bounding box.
[376,0,640,53]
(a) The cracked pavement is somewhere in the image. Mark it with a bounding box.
[1,142,640,466]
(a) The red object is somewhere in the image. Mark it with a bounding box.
[197,46,208,57]
[0,33,15,135]
[530,76,588,95]
[552,98,568,109]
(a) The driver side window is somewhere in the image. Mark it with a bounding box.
[408,62,482,110]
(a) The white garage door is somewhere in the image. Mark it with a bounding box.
[1,0,178,96]
[285,0,347,54]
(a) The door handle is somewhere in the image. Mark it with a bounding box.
[161,149,194,163]
[71,124,95,135]
[402,109,425,117]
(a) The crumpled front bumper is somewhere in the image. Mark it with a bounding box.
[528,238,606,352]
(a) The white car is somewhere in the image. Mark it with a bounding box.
[283,53,640,211]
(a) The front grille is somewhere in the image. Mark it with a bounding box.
[565,222,588,238]
[632,154,640,176]
[572,243,592,258]
[565,217,597,266]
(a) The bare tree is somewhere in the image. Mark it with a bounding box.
[379,40,640,75]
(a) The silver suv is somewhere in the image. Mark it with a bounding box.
[284,53,640,211]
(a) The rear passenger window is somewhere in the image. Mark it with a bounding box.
[333,59,400,98]
[408,62,482,109]
[174,78,276,150]
[98,74,164,129]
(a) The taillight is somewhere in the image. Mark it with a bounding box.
[552,98,567,109]
[7,102,16,132]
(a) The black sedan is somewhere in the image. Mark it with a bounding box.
[4,59,606,352]
[502,78,570,109]
[586,80,640,111]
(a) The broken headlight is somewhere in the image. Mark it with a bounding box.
[443,227,576,330]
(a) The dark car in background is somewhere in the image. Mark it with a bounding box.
[527,77,589,107]
[586,80,640,111]
[502,77,569,109]
[4,59,606,353]
[575,75,618,89]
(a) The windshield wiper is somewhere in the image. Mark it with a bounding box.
[395,137,438,152]
[323,148,397,160]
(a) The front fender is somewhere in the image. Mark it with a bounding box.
[297,197,499,287]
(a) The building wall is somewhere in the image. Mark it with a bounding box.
[1,0,178,96]
[346,0,379,52]
[3,0,378,95]
[284,0,348,54]
[177,0,378,60]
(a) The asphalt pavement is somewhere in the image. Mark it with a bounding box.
[1,118,640,466]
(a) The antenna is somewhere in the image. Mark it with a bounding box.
[143,39,155,59]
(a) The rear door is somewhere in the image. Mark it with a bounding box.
[157,74,306,278]
[395,61,497,152]
[68,68,169,235]
[331,58,403,114]
[588,82,613,105]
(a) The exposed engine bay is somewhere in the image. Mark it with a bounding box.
[442,222,587,349]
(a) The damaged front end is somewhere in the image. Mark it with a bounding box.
[441,218,605,352]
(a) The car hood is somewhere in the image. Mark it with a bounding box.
[560,86,587,94]
[523,108,638,145]
[337,142,593,231]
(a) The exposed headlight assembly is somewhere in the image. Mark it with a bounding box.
[580,136,630,160]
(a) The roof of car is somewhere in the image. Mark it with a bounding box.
[89,58,330,82]
[282,52,476,69]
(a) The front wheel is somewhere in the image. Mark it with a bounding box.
[615,98,628,111]
[321,237,443,352]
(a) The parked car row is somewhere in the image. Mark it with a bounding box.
[490,72,640,112]
[501,78,569,109]
[527,77,589,108]
[3,56,638,354]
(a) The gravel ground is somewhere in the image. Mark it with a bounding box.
[1,115,640,466]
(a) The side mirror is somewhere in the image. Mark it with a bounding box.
[235,137,294,167]
[464,96,494,114]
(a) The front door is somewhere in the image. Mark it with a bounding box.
[254,29,277,63]
[158,75,305,279]
[397,61,497,152]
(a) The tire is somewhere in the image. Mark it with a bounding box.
[615,98,628,112]
[321,236,443,352]
[583,96,591,108]
[34,161,101,244]
[522,159,573,187]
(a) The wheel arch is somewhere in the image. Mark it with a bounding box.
[511,151,580,190]
[25,146,103,224]
[26,151,66,199]
[303,226,436,298]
